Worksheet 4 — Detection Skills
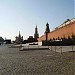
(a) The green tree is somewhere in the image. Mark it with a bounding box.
[50,39,52,41]
[72,34,75,40]
[58,37,60,40]
[68,36,70,40]
[0,37,4,42]
[53,37,55,41]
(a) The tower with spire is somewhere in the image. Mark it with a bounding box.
[45,22,50,33]
[34,25,39,40]
[44,22,50,41]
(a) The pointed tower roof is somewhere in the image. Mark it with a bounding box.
[34,25,39,39]
[45,22,50,33]
[19,31,21,37]
[35,25,38,34]
[35,25,37,30]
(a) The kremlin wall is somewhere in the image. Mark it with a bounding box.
[38,18,75,42]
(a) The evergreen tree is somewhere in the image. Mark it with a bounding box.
[0,37,4,42]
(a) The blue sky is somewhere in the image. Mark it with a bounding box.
[0,0,74,41]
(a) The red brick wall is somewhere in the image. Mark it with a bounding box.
[38,21,75,42]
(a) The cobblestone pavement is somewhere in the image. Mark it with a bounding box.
[0,44,75,75]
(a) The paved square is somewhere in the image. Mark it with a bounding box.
[0,44,75,75]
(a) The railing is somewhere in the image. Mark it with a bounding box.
[48,46,75,54]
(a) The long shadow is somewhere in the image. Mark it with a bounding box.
[19,48,49,51]
[68,51,75,52]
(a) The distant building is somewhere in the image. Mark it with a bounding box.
[25,26,39,43]
[34,25,39,40]
[27,35,38,43]
[15,31,23,44]
[22,40,27,44]
[27,36,34,43]
[5,39,11,44]
[15,26,39,44]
